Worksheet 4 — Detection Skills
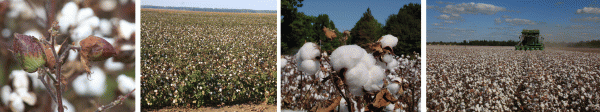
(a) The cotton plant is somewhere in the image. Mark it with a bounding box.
[0,0,136,112]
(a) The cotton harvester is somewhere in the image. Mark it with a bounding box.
[515,29,544,50]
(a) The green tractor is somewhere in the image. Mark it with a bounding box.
[515,29,544,50]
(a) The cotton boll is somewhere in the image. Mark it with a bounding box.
[81,16,100,29]
[379,34,398,48]
[27,72,46,90]
[88,67,107,97]
[2,29,11,38]
[299,60,320,75]
[121,44,135,51]
[99,0,117,11]
[15,88,35,105]
[72,75,88,96]
[67,50,79,62]
[280,58,288,69]
[330,45,367,72]
[344,63,369,96]
[105,58,125,72]
[9,93,24,112]
[10,70,29,89]
[339,98,348,112]
[384,104,395,112]
[71,26,93,46]
[76,8,95,24]
[58,2,79,33]
[295,42,320,63]
[381,54,395,63]
[99,19,113,36]
[387,82,400,98]
[1,85,11,105]
[363,66,385,93]
[119,20,135,40]
[98,36,116,46]
[387,59,399,71]
[117,75,135,94]
[24,30,43,40]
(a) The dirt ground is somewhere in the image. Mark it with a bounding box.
[143,104,276,112]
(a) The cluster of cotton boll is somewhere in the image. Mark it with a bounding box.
[427,45,600,111]
[1,70,36,112]
[295,42,321,75]
[282,34,421,111]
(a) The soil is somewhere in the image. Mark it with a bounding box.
[143,104,276,112]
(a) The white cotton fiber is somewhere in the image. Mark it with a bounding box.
[76,8,95,24]
[387,59,399,71]
[1,86,11,105]
[58,2,78,34]
[15,88,35,105]
[359,53,376,69]
[105,57,125,72]
[387,82,400,98]
[339,98,348,112]
[381,54,395,63]
[295,42,320,62]
[24,30,43,40]
[384,103,395,112]
[344,63,369,96]
[9,93,24,112]
[117,75,135,95]
[299,59,320,75]
[10,70,29,90]
[119,20,135,40]
[379,34,398,48]
[53,98,75,112]
[363,66,385,94]
[72,67,107,97]
[330,45,367,72]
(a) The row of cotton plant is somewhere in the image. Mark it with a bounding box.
[281,34,421,112]
[427,45,600,111]
[141,10,276,108]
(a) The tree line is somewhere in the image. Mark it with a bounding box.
[427,40,519,46]
[281,0,421,56]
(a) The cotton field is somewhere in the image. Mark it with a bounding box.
[281,38,421,111]
[427,45,600,111]
[140,9,276,109]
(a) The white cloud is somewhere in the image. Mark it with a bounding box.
[572,16,600,22]
[501,15,511,18]
[438,2,506,15]
[436,14,462,20]
[444,21,455,24]
[495,18,537,25]
[576,7,600,14]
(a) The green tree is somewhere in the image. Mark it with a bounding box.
[350,8,384,48]
[281,0,305,54]
[313,14,342,52]
[384,3,421,56]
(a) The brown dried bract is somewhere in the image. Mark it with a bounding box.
[323,26,337,40]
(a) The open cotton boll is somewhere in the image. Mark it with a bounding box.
[105,58,125,71]
[387,59,399,71]
[295,42,320,62]
[27,72,46,90]
[100,0,117,11]
[24,30,43,40]
[10,70,29,89]
[9,93,24,112]
[80,16,100,29]
[71,25,93,46]
[330,45,367,72]
[72,67,107,97]
[379,34,398,48]
[381,54,395,63]
[53,98,75,112]
[338,98,348,112]
[88,67,107,97]
[119,20,135,40]
[117,75,135,95]
[58,2,79,33]
[99,19,113,36]
[384,103,395,112]
[2,29,11,38]
[344,63,369,96]
[299,60,320,75]
[363,66,385,93]
[1,85,11,105]
[15,88,35,105]
[76,8,95,24]
[386,82,400,98]
[67,50,79,62]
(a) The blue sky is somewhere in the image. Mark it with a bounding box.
[427,0,600,42]
[141,0,277,10]
[297,0,421,32]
